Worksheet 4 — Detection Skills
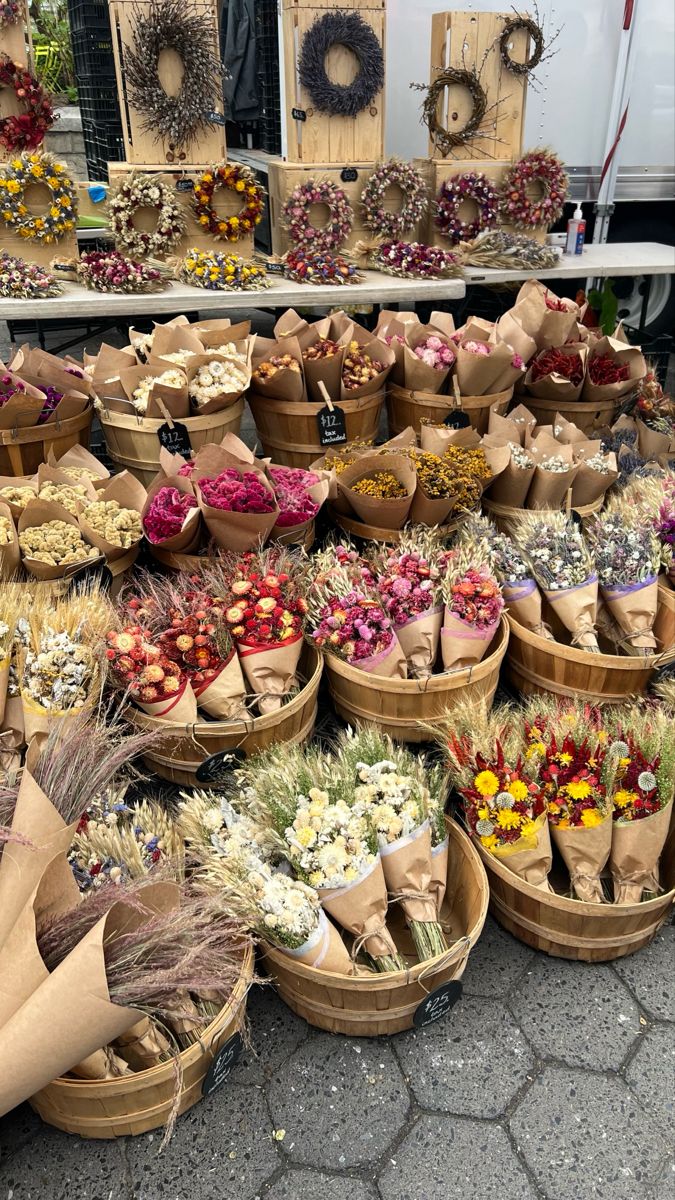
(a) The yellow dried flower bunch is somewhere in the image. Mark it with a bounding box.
[351,471,407,499]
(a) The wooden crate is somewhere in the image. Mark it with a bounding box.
[0,167,78,266]
[109,0,226,166]
[103,165,255,259]
[270,158,425,256]
[428,11,529,163]
[282,0,385,165]
[0,11,32,66]
[417,157,548,247]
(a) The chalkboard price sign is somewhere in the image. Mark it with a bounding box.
[291,107,307,122]
[413,980,463,1027]
[157,421,192,457]
[196,748,246,784]
[317,404,347,446]
[202,1033,243,1096]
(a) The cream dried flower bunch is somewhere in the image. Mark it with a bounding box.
[18,520,99,568]
[19,585,110,717]
[84,500,142,548]
[188,356,249,408]
[132,368,185,414]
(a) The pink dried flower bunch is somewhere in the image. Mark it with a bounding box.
[0,374,25,407]
[311,591,394,662]
[414,335,456,371]
[177,461,195,477]
[78,250,165,294]
[448,569,504,630]
[384,333,405,346]
[512,353,525,370]
[143,486,197,543]
[462,340,491,356]
[199,469,275,513]
[377,551,439,625]
[268,465,320,528]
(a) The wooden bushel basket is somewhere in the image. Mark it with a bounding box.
[476,820,675,962]
[324,615,509,741]
[99,401,245,488]
[386,382,512,437]
[147,520,316,571]
[263,819,488,1036]
[247,391,384,470]
[482,493,604,531]
[126,644,322,786]
[329,505,465,545]
[30,944,254,1138]
[0,407,94,477]
[522,393,620,436]
[505,613,660,702]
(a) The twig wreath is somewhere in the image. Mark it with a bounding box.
[297,10,384,118]
[361,159,428,240]
[281,178,354,254]
[0,151,77,243]
[0,0,22,30]
[0,56,54,153]
[413,67,487,158]
[435,171,499,244]
[498,7,562,80]
[500,148,568,229]
[108,173,187,258]
[124,0,223,158]
[192,164,265,241]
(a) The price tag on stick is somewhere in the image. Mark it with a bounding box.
[443,377,471,429]
[155,396,193,457]
[316,380,347,447]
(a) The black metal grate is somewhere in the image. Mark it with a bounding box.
[67,0,125,180]
[254,0,281,154]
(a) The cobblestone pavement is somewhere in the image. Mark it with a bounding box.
[0,916,673,1200]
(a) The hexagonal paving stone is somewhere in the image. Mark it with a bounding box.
[234,984,308,1086]
[625,1024,675,1126]
[267,1033,409,1170]
[0,1103,44,1168]
[614,926,675,1022]
[649,1158,675,1200]
[510,1066,663,1200]
[125,1085,279,1200]
[265,1169,378,1200]
[378,1114,537,1200]
[395,997,535,1117]
[461,916,535,998]
[511,958,641,1070]
[0,1126,129,1200]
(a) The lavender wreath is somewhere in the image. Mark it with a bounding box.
[297,10,384,118]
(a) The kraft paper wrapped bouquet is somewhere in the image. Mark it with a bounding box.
[587,498,662,655]
[513,511,600,651]
[369,529,444,677]
[439,547,504,671]
[458,512,551,638]
[602,707,675,905]
[307,560,407,680]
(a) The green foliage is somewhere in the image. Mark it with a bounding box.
[588,279,619,335]
[30,0,76,96]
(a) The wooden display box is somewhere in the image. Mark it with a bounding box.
[0,12,32,66]
[109,0,226,166]
[104,165,255,259]
[0,167,78,266]
[270,158,420,256]
[282,0,385,165]
[428,11,529,163]
[416,157,548,247]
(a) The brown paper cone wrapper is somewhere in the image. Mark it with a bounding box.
[402,331,453,396]
[0,771,78,951]
[419,424,480,455]
[148,324,205,365]
[47,443,109,481]
[524,345,588,404]
[485,455,535,507]
[337,453,416,530]
[610,801,673,905]
[319,857,400,962]
[526,464,579,510]
[637,419,672,462]
[0,505,21,581]
[582,336,646,404]
[348,634,408,679]
[141,474,201,553]
[570,458,619,507]
[0,657,9,727]
[115,1016,172,1070]
[339,335,393,403]
[551,813,613,903]
[134,678,198,723]
[279,909,352,975]
[495,310,538,363]
[21,695,95,743]
[301,338,345,405]
[251,336,305,402]
[238,633,303,714]
[195,481,279,553]
[380,822,437,924]
[502,580,550,637]
[394,607,442,677]
[602,576,659,653]
[185,350,250,416]
[492,812,553,890]
[543,576,599,650]
[1,693,25,750]
[441,611,499,670]
[119,365,189,420]
[193,652,247,719]
[0,477,38,522]
[430,836,449,917]
[409,486,456,526]
[455,343,506,396]
[0,374,45,430]
[18,499,101,581]
[487,407,529,445]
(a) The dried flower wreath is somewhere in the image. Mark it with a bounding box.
[124,0,223,158]
[0,249,62,299]
[413,66,488,159]
[0,0,22,30]
[191,163,264,241]
[435,170,499,243]
[360,159,428,240]
[297,10,384,118]
[499,148,568,229]
[0,55,54,153]
[280,178,354,254]
[0,151,76,242]
[108,173,187,258]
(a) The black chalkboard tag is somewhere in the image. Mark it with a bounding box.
[443,410,471,429]
[413,980,463,1027]
[291,107,307,121]
[202,1032,243,1096]
[266,261,286,275]
[196,747,246,784]
[317,404,347,446]
[175,178,194,193]
[340,167,358,183]
[157,421,192,457]
[204,109,227,126]
[570,508,583,530]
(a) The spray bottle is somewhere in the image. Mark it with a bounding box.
[565,203,586,255]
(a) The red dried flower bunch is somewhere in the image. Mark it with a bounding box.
[530,347,584,387]
[588,354,630,386]
[535,729,608,829]
[148,590,234,694]
[143,486,197,543]
[0,57,54,152]
[224,553,308,645]
[447,569,504,630]
[198,469,275,513]
[105,626,184,704]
